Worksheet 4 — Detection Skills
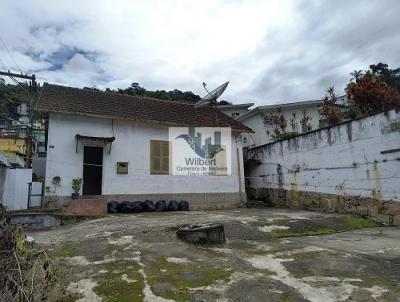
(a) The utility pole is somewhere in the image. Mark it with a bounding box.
[0,70,37,167]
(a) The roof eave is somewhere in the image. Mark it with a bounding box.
[237,108,261,122]
[218,103,255,109]
[258,100,323,111]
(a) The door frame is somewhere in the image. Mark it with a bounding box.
[82,145,105,195]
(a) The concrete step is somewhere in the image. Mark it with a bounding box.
[11,207,63,215]
[10,212,103,230]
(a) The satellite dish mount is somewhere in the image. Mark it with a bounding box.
[195,81,229,125]
[195,81,229,109]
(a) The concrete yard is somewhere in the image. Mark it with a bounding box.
[30,208,400,302]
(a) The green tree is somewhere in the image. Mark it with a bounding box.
[350,70,364,83]
[108,82,201,103]
[346,74,400,115]
[369,63,400,90]
[0,79,31,117]
[320,86,343,125]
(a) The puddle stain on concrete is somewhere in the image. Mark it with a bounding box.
[107,235,134,245]
[165,257,192,264]
[258,225,290,233]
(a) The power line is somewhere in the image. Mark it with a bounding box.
[0,38,30,92]
[0,70,32,92]
[0,57,8,71]
[0,35,23,74]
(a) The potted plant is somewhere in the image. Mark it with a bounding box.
[51,176,61,195]
[71,178,82,200]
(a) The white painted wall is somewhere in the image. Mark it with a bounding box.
[241,104,322,147]
[246,110,400,202]
[1,168,32,210]
[45,113,244,197]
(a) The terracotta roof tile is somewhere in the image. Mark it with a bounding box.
[36,83,252,132]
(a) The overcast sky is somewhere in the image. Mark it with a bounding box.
[0,0,399,106]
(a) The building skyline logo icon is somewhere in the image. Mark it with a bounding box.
[175,127,224,159]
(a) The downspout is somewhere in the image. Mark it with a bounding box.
[235,136,244,207]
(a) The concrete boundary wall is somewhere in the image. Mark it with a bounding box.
[245,110,400,225]
[1,168,32,211]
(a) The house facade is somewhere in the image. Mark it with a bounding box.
[238,100,324,147]
[217,102,254,119]
[37,84,252,210]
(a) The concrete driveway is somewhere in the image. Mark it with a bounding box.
[30,208,400,302]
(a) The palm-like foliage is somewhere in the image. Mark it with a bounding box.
[350,70,364,82]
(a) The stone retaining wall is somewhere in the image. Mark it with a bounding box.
[249,187,400,226]
[245,110,400,226]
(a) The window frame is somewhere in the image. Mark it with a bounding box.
[150,140,170,175]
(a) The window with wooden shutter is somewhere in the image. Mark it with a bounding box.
[150,140,169,175]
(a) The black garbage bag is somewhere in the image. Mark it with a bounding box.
[118,201,131,213]
[107,201,119,213]
[141,200,155,212]
[133,201,143,212]
[155,200,167,212]
[178,200,189,211]
[126,201,143,213]
[168,200,179,211]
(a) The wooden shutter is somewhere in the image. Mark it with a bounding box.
[150,140,169,175]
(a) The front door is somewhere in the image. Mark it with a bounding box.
[83,146,103,195]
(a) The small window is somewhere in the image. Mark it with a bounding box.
[117,162,129,174]
[231,112,240,118]
[150,140,169,175]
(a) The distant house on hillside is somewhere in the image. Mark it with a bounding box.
[36,84,252,210]
[238,99,324,147]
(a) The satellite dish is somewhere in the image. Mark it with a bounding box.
[194,81,229,108]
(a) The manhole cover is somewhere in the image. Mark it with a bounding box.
[176,223,225,244]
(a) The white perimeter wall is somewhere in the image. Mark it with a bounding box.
[246,110,400,201]
[45,113,245,197]
[1,168,32,210]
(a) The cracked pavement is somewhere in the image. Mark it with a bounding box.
[29,208,400,301]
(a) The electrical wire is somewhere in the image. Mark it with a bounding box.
[0,71,29,92]
[0,35,23,74]
[0,53,29,91]
[0,56,8,70]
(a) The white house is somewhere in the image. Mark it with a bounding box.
[238,100,324,147]
[36,84,252,210]
[217,102,254,119]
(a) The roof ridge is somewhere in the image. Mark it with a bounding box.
[38,83,253,132]
[43,83,198,107]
